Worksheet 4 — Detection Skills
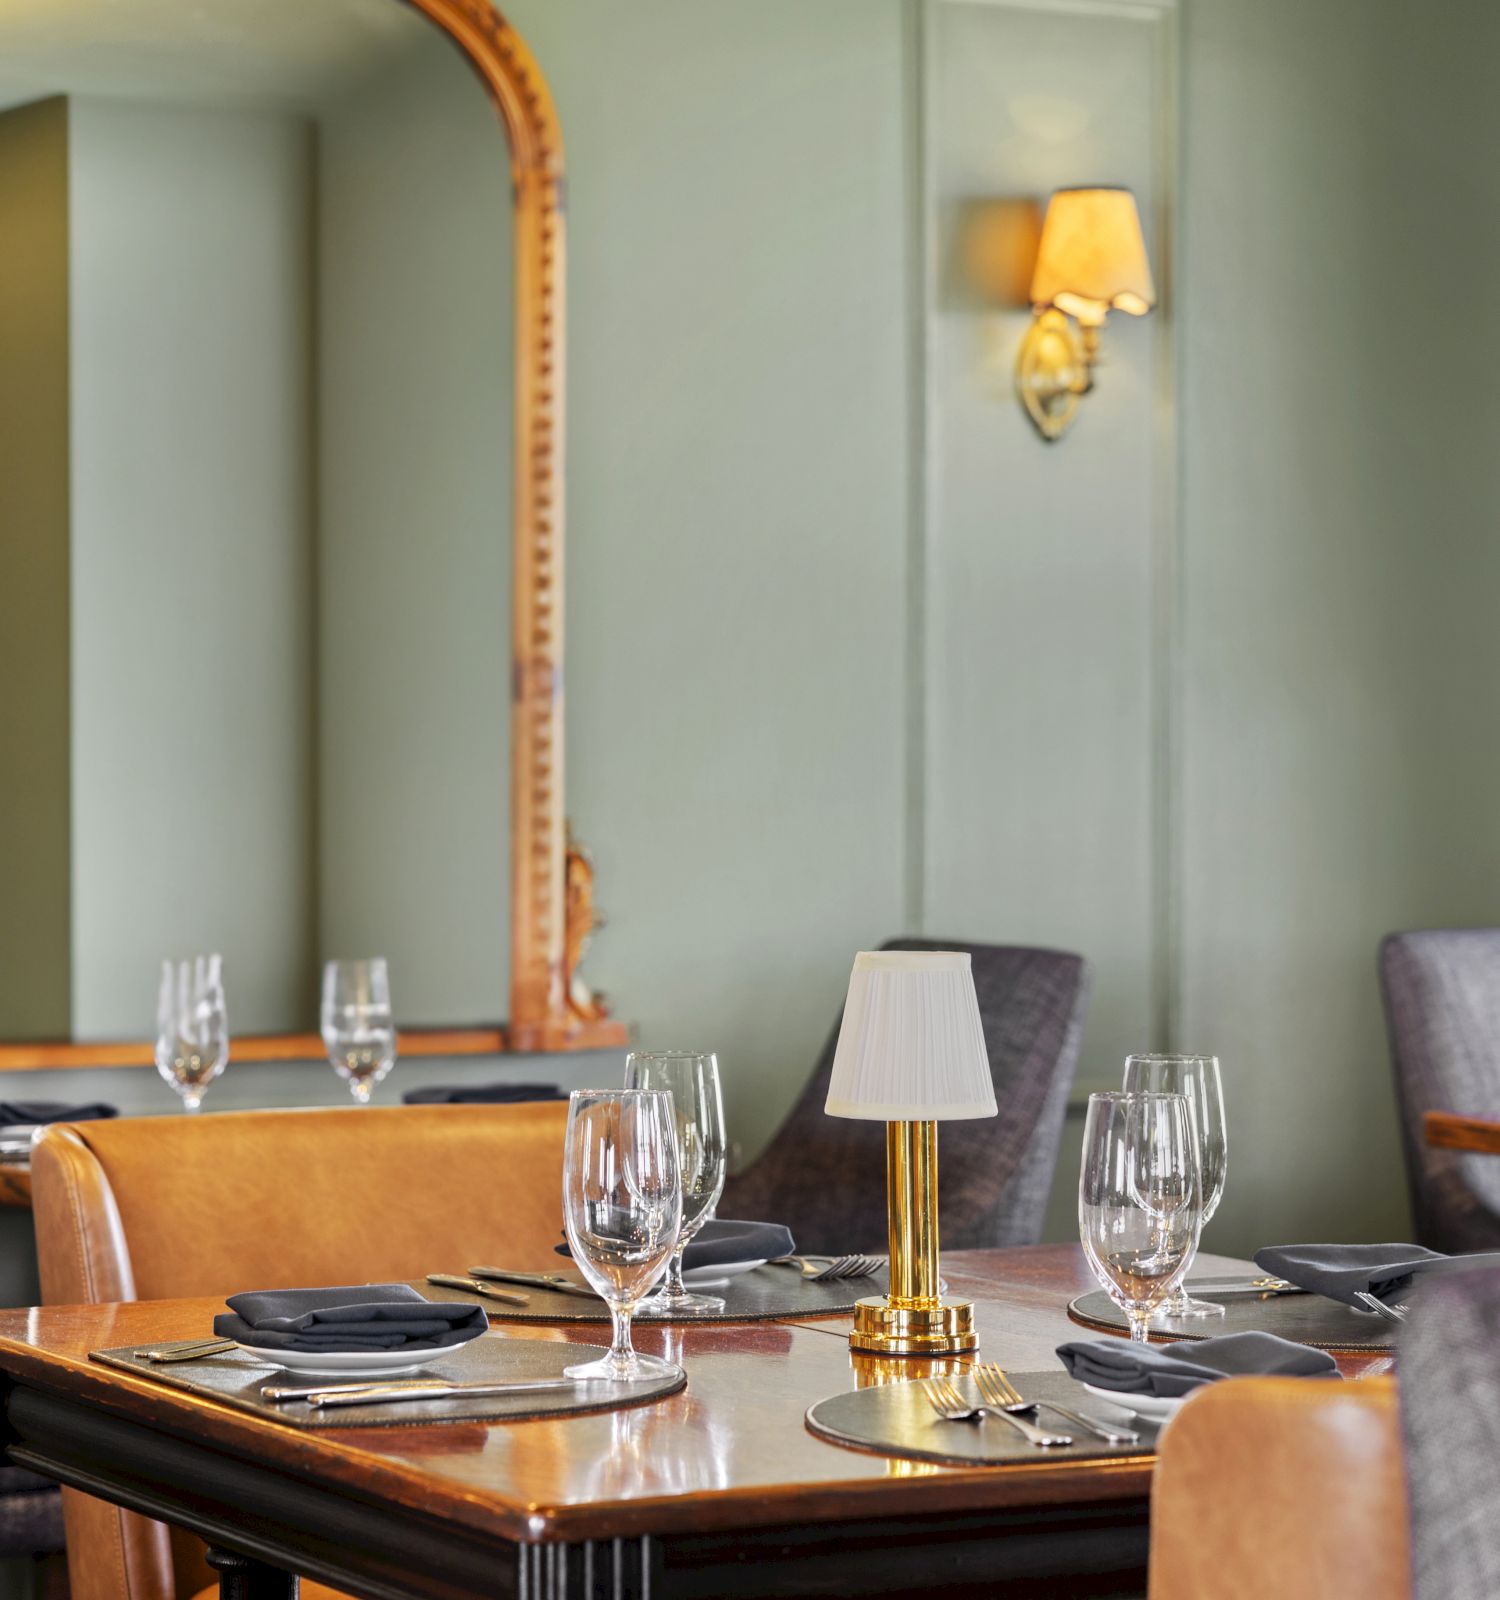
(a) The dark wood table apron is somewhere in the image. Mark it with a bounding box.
[0,1248,1389,1600]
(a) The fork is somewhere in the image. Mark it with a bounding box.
[971,1364,1139,1445]
[920,1375,1072,1447]
[774,1254,885,1282]
[1354,1292,1410,1324]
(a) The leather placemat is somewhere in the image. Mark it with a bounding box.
[422,1262,889,1323]
[90,1334,684,1428]
[806,1369,1155,1467]
[1067,1288,1397,1353]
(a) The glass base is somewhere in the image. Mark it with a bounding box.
[564,1351,682,1384]
[637,1288,726,1317]
[1155,1292,1227,1320]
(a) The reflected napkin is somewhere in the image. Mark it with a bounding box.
[1253,1242,1500,1307]
[0,1101,117,1130]
[1057,1331,1339,1398]
[556,1218,796,1271]
[213,1284,487,1351]
[402,1083,564,1105]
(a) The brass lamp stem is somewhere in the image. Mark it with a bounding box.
[887,1121,940,1308]
[849,1117,977,1356]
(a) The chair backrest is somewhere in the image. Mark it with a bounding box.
[1379,929,1500,1251]
[1400,1264,1500,1600]
[719,939,1088,1252]
[1149,1376,1409,1600]
[30,1101,569,1600]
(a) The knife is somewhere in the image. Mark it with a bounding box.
[466,1266,600,1300]
[424,1273,530,1306]
[264,1376,588,1407]
[1185,1276,1305,1297]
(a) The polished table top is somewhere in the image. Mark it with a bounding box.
[0,1246,1391,1547]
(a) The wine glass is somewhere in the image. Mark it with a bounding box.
[320,959,397,1104]
[624,1052,728,1316]
[562,1089,683,1382]
[155,955,229,1113]
[1123,1053,1226,1318]
[1079,1091,1201,1343]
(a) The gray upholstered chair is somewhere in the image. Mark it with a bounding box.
[1400,1264,1500,1599]
[719,938,1089,1252]
[1379,930,1500,1251]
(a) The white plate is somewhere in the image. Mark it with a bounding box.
[681,1257,767,1287]
[235,1342,461,1378]
[1083,1383,1187,1425]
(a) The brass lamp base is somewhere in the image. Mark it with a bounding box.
[850,1296,977,1357]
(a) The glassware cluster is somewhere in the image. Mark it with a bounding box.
[1079,1048,1228,1335]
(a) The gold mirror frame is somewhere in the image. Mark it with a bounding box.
[0,0,624,1071]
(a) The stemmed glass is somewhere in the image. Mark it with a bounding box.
[1123,1054,1226,1318]
[155,955,229,1113]
[562,1089,683,1383]
[321,959,397,1104]
[1079,1091,1201,1343]
[624,1052,727,1316]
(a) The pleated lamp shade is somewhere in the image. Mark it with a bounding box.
[824,951,997,1121]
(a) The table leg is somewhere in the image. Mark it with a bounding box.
[205,1546,299,1600]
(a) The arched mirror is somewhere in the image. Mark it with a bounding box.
[0,0,624,1067]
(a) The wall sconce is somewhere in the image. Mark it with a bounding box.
[1016,186,1155,443]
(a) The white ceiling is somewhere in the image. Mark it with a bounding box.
[0,0,434,114]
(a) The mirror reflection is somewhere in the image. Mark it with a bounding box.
[0,0,512,1039]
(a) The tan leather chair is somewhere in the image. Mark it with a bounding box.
[1149,1375,1411,1600]
[31,1101,570,1600]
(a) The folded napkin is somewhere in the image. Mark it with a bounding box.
[0,1101,117,1130]
[213,1284,487,1352]
[402,1083,563,1106]
[556,1217,796,1271]
[1253,1242,1500,1307]
[1056,1331,1339,1398]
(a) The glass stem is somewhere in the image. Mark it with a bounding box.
[664,1242,687,1299]
[608,1303,635,1365]
[183,1094,202,1114]
[1128,1310,1151,1344]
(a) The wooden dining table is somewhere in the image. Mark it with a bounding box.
[0,1246,1390,1600]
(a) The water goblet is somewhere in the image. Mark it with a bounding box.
[1123,1053,1226,1318]
[624,1052,727,1316]
[155,955,229,1113]
[1079,1090,1201,1343]
[562,1089,683,1382]
[320,959,397,1104]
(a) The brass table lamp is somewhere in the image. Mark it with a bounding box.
[825,950,996,1356]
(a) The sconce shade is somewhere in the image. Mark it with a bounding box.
[1029,186,1155,326]
[824,951,996,1122]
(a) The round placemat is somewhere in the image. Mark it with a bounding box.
[91,1334,685,1428]
[1067,1289,1397,1353]
[806,1369,1153,1467]
[425,1263,889,1324]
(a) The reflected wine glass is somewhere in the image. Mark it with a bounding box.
[1079,1091,1201,1343]
[1123,1054,1226,1318]
[320,959,397,1105]
[562,1089,683,1383]
[155,955,229,1113]
[624,1052,727,1316]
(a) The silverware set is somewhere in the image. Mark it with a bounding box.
[263,1376,590,1409]
[921,1365,1140,1449]
[424,1274,530,1305]
[1353,1291,1410,1323]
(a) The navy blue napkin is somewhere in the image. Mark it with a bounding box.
[1056,1331,1339,1398]
[213,1284,487,1351]
[402,1083,563,1105]
[1253,1242,1500,1307]
[0,1101,117,1130]
[557,1217,795,1271]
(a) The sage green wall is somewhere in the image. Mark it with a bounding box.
[68,100,317,1035]
[0,97,71,1039]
